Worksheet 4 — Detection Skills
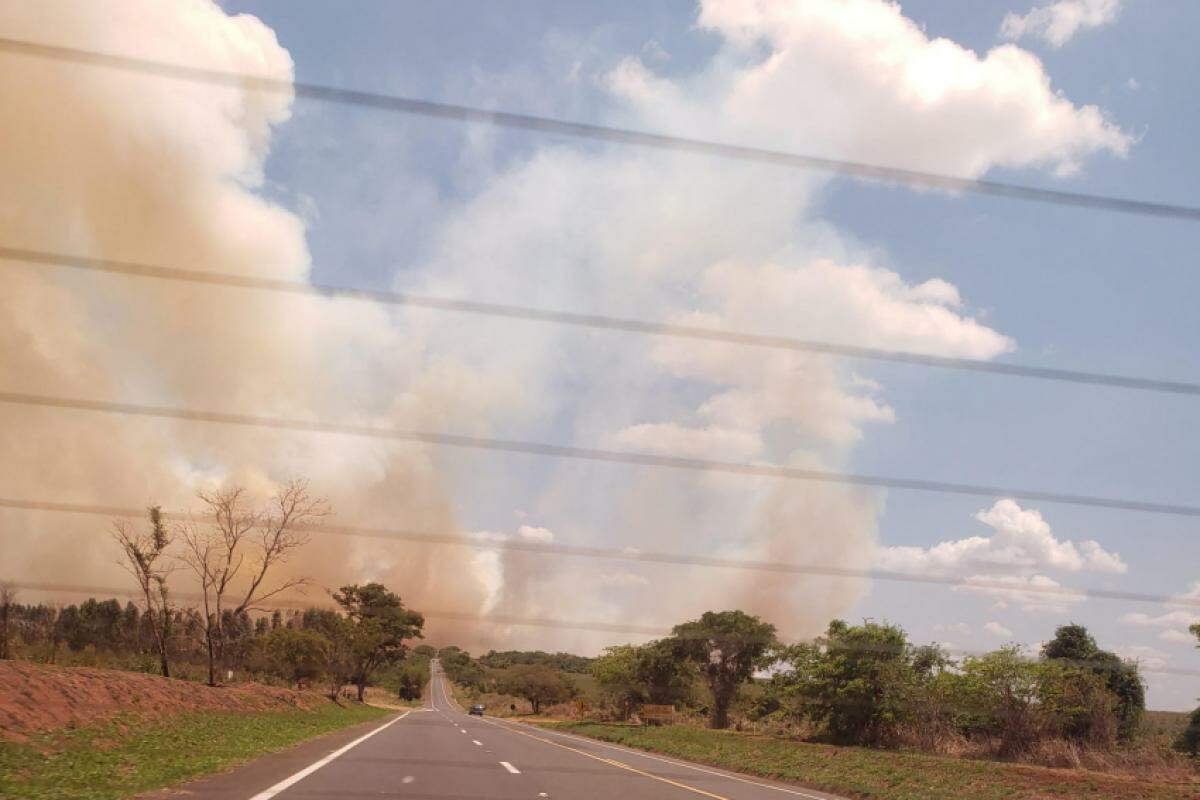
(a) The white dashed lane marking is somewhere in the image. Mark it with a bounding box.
[472,739,482,746]
[499,761,520,774]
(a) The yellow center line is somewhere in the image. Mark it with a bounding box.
[475,715,729,800]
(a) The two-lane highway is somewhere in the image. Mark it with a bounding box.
[168,659,845,800]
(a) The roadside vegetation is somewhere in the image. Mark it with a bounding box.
[548,721,1196,800]
[440,609,1200,791]
[0,483,433,799]
[0,702,387,800]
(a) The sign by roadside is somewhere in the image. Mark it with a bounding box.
[639,704,675,725]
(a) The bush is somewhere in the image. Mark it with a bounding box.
[773,620,917,746]
[1175,707,1200,756]
[393,657,430,701]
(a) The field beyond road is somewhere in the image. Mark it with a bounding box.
[0,661,390,800]
[546,722,1200,800]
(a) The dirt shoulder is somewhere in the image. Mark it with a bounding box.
[0,661,325,742]
[0,661,391,800]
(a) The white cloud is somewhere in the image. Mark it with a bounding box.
[962,573,1085,614]
[1000,0,1120,47]
[668,0,1131,177]
[1121,587,1200,649]
[406,0,1133,647]
[516,525,555,543]
[934,622,972,636]
[875,498,1126,614]
[1114,644,1170,671]
[1,0,1138,656]
[876,499,1126,577]
[984,621,1014,638]
[1121,610,1200,629]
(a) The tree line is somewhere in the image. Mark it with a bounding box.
[572,610,1200,759]
[0,481,427,702]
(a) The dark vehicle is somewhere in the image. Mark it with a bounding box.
[468,704,486,716]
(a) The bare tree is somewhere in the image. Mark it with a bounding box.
[181,479,328,686]
[111,506,175,677]
[0,582,17,660]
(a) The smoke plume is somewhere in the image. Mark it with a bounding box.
[1,0,1129,652]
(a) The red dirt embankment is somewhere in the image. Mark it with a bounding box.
[0,661,326,742]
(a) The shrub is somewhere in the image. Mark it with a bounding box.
[1175,707,1200,756]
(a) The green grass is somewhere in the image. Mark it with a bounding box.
[547,722,1198,800]
[0,702,390,800]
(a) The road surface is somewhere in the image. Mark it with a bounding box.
[153,660,844,800]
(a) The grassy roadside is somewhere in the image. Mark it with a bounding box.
[545,722,1199,800]
[0,702,390,800]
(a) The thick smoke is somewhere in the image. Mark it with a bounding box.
[2,0,1128,653]
[0,0,494,639]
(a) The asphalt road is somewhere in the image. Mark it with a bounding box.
[156,660,844,800]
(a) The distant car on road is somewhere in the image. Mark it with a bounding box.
[469,704,486,716]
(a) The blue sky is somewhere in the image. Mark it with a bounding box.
[200,0,1200,707]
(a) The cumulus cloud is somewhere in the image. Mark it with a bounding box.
[876,500,1124,614]
[648,0,1132,177]
[1120,582,1200,647]
[984,621,1014,638]
[1001,0,1120,48]
[1114,644,1170,671]
[877,499,1126,576]
[1121,609,1200,637]
[1159,630,1196,645]
[2,0,1135,654]
[441,0,1129,645]
[962,573,1084,614]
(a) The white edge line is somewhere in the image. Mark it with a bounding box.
[490,717,831,800]
[247,710,410,800]
[500,760,521,774]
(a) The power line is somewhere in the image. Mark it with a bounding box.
[5,579,1196,678]
[5,496,1199,610]
[1,37,1198,223]
[7,245,1199,398]
[3,389,1199,518]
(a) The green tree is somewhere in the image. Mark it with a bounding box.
[1175,707,1200,756]
[264,627,329,688]
[497,664,576,714]
[394,657,431,701]
[1041,624,1143,740]
[774,620,914,745]
[671,610,776,729]
[333,583,424,702]
[592,645,645,719]
[439,646,486,689]
[300,608,356,700]
[958,647,1043,756]
[638,638,696,705]
[593,640,695,720]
